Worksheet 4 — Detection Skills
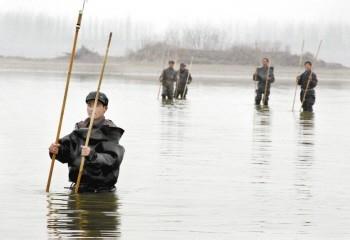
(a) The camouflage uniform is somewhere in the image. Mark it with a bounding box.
[175,69,192,99]
[253,66,275,105]
[160,67,177,100]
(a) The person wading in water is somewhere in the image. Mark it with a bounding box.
[253,58,275,106]
[49,91,125,193]
[174,63,193,100]
[159,60,177,101]
[297,61,318,112]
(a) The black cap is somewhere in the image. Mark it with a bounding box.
[263,57,270,63]
[304,61,312,66]
[180,63,186,67]
[85,91,109,106]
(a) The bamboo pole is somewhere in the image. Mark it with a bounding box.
[300,40,323,112]
[262,61,271,105]
[157,72,163,100]
[74,32,113,194]
[292,40,305,111]
[254,42,260,91]
[254,68,258,91]
[46,8,84,193]
[182,57,194,99]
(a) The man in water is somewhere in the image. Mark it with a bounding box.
[160,60,177,101]
[49,91,125,193]
[297,61,318,112]
[253,58,275,106]
[174,63,193,99]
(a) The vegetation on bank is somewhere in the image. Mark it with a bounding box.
[127,42,345,68]
[0,43,345,69]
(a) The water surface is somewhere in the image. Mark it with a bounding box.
[0,72,349,239]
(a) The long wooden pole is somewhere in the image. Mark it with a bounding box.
[157,84,161,99]
[254,68,258,91]
[74,32,113,194]
[262,61,271,104]
[182,57,194,99]
[254,41,260,91]
[300,40,323,112]
[46,9,84,193]
[292,40,305,111]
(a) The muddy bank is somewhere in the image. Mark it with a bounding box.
[0,58,349,84]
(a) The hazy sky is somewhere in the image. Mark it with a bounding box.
[1,0,349,31]
[1,0,349,65]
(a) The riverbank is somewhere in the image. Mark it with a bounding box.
[1,58,349,84]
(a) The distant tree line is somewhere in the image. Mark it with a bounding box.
[0,12,348,66]
[127,42,343,68]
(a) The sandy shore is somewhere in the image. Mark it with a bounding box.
[0,58,349,84]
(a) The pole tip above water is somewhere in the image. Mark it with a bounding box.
[82,0,87,11]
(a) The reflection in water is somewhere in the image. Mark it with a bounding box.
[161,98,175,106]
[47,192,121,239]
[252,106,272,180]
[159,100,188,159]
[2,74,350,239]
[250,106,272,231]
[295,112,315,236]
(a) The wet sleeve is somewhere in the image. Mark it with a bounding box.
[50,135,72,164]
[188,73,192,84]
[174,71,179,82]
[87,144,125,168]
[269,69,275,83]
[298,74,304,85]
[253,69,258,81]
[159,70,165,81]
[311,73,318,88]
[297,75,302,85]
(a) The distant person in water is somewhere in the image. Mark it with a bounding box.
[175,63,192,99]
[253,58,275,106]
[48,92,125,193]
[160,60,177,101]
[297,61,318,112]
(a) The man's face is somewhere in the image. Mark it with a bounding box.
[305,63,312,71]
[87,100,107,120]
[180,65,185,70]
[262,59,269,67]
[169,63,174,68]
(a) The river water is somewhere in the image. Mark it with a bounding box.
[0,71,349,239]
